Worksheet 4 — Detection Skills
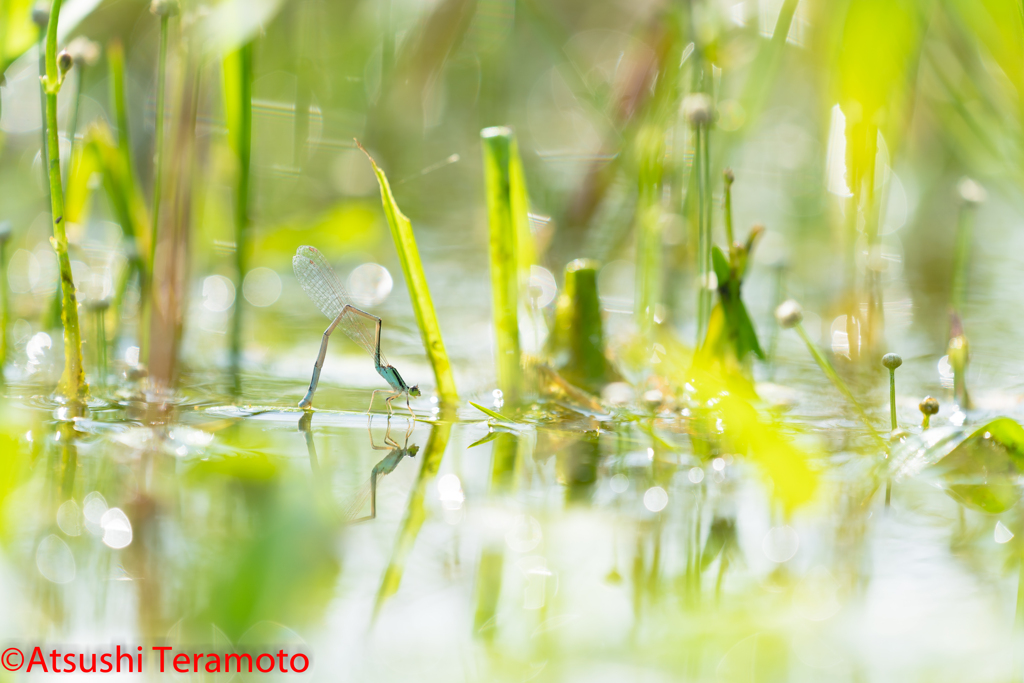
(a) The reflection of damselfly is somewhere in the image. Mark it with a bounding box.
[346,419,419,522]
[292,246,420,415]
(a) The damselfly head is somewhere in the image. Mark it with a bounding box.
[409,445,420,457]
[409,385,421,397]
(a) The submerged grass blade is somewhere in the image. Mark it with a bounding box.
[42,0,86,399]
[356,140,460,406]
[481,126,529,406]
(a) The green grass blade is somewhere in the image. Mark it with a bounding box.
[481,126,529,405]
[356,141,459,405]
[108,40,136,210]
[469,401,517,424]
[468,430,503,448]
[224,41,254,381]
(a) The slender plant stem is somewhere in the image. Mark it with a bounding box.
[695,124,708,345]
[93,305,107,388]
[702,125,712,326]
[38,32,64,332]
[43,0,87,399]
[63,64,84,191]
[723,170,734,247]
[888,370,897,431]
[37,34,51,205]
[151,14,169,267]
[950,200,975,321]
[0,238,8,381]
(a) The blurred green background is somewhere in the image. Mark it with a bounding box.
[2,0,1024,681]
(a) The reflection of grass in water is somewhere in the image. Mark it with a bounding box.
[373,416,454,618]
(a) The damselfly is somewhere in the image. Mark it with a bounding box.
[292,246,420,414]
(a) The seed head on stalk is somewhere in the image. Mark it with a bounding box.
[919,396,939,429]
[881,353,902,431]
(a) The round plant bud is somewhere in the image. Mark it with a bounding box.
[642,389,664,412]
[774,299,803,328]
[67,37,101,67]
[881,353,903,370]
[57,50,73,74]
[125,364,148,382]
[957,177,986,205]
[919,396,939,416]
[31,1,49,27]
[683,94,714,127]
[724,168,735,184]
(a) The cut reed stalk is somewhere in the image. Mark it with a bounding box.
[553,259,611,393]
[481,126,527,406]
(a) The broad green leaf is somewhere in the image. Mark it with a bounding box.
[707,245,764,362]
[711,245,730,285]
[717,391,818,512]
[889,417,1024,514]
